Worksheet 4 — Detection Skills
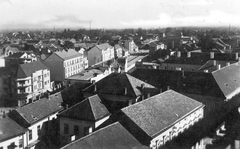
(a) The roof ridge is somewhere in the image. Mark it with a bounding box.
[63,122,120,148]
[88,95,99,119]
[121,90,171,112]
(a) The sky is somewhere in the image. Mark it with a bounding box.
[0,0,240,29]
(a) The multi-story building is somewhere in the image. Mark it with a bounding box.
[43,49,85,82]
[117,90,204,149]
[87,43,114,66]
[0,115,27,149]
[59,94,110,145]
[15,61,51,106]
[5,52,37,67]
[8,92,63,149]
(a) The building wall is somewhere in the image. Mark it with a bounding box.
[43,53,64,81]
[27,113,58,148]
[150,107,204,149]
[0,133,27,149]
[161,63,202,72]
[87,47,102,66]
[59,117,94,140]
[63,56,85,78]
[59,116,110,142]
[102,47,114,62]
[16,69,51,104]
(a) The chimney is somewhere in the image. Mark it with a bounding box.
[124,87,127,95]
[147,93,151,99]
[213,60,217,66]
[2,111,6,118]
[94,84,97,92]
[66,104,69,109]
[141,83,145,100]
[124,57,128,72]
[177,51,181,57]
[217,64,221,70]
[159,88,162,93]
[210,52,214,59]
[167,86,170,90]
[182,70,185,78]
[187,51,191,58]
[236,53,239,60]
[47,93,50,100]
[226,62,230,66]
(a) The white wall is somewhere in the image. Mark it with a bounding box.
[150,107,204,149]
[0,133,26,149]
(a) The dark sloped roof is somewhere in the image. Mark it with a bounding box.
[83,73,158,97]
[198,60,235,72]
[95,43,112,51]
[131,68,225,98]
[9,92,63,127]
[121,90,203,138]
[212,62,240,100]
[55,49,82,60]
[66,69,104,81]
[59,94,110,121]
[61,122,149,149]
[17,61,49,78]
[0,116,26,143]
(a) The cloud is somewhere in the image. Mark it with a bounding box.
[43,15,91,28]
[121,10,240,27]
[180,0,213,6]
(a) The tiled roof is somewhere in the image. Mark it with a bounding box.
[198,60,235,72]
[95,43,112,51]
[212,62,240,100]
[59,94,110,121]
[17,61,49,78]
[7,52,25,58]
[121,90,203,138]
[131,68,225,98]
[83,73,158,97]
[9,92,63,128]
[55,49,82,60]
[66,69,104,81]
[61,122,149,149]
[0,116,26,142]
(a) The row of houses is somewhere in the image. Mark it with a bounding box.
[0,72,205,149]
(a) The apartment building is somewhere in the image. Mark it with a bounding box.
[43,49,86,82]
[15,61,51,106]
[8,93,63,149]
[87,43,114,66]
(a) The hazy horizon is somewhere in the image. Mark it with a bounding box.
[0,0,240,30]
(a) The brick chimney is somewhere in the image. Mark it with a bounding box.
[141,83,145,100]
[236,53,239,60]
[177,51,181,57]
[213,60,217,66]
[217,64,221,70]
[210,52,214,59]
[187,51,191,58]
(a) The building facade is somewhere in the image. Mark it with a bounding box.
[15,61,51,106]
[87,43,114,66]
[43,49,85,82]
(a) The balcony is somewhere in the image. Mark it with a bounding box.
[17,83,31,88]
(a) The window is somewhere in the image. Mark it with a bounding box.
[74,125,79,136]
[64,124,69,134]
[37,125,41,136]
[84,126,92,136]
[19,138,23,148]
[29,130,32,140]
[214,102,219,108]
